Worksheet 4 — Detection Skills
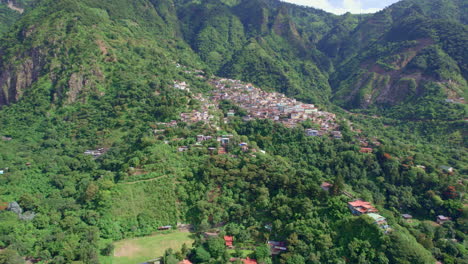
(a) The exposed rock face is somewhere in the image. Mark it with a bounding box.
[0,0,25,13]
[0,48,44,106]
[6,0,24,13]
[67,73,85,104]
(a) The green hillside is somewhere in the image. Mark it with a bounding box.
[327,0,468,119]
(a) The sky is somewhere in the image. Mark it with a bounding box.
[282,0,401,15]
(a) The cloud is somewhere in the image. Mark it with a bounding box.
[282,0,383,15]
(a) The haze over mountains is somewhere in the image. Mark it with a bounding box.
[282,0,398,14]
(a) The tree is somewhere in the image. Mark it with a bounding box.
[387,231,435,264]
[194,246,211,263]
[331,173,344,196]
[164,255,179,264]
[0,249,24,264]
[206,238,226,259]
[181,243,190,256]
[101,243,114,256]
[286,254,305,264]
[255,245,271,264]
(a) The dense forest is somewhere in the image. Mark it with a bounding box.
[0,0,466,263]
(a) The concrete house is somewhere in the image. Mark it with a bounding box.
[437,215,451,225]
[306,129,319,137]
[348,200,378,215]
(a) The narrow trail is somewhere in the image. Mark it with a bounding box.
[6,1,24,13]
[120,175,169,185]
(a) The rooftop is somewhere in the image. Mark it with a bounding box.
[367,213,386,222]
[241,258,257,264]
[224,236,233,247]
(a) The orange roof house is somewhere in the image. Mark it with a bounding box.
[230,258,258,264]
[320,182,333,191]
[224,236,234,247]
[348,200,378,215]
[242,258,257,264]
[0,202,8,210]
[359,148,373,153]
[179,260,192,264]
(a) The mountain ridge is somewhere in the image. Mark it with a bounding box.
[0,0,465,121]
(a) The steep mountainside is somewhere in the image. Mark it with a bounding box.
[176,0,335,103]
[1,0,466,120]
[0,0,34,35]
[0,0,205,107]
[325,0,467,120]
[0,0,337,106]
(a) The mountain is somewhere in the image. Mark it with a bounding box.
[1,0,466,121]
[0,0,206,108]
[176,0,335,103]
[0,0,335,107]
[0,0,31,35]
[326,0,467,120]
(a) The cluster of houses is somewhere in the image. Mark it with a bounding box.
[210,79,338,132]
[348,200,391,233]
[401,214,451,226]
[174,63,205,78]
[180,94,217,125]
[83,148,108,158]
[177,134,261,157]
[177,134,233,154]
[199,230,287,263]
[355,136,381,148]
[155,120,179,129]
[174,81,190,92]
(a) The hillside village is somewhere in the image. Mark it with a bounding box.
[157,73,436,160]
[210,78,339,133]
[73,68,462,264]
[171,77,340,136]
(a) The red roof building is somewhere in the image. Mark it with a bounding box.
[0,202,8,210]
[241,258,257,264]
[218,147,227,155]
[348,200,378,215]
[359,148,373,153]
[320,182,333,191]
[179,260,192,264]
[224,236,234,247]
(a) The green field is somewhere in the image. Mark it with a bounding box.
[102,231,195,264]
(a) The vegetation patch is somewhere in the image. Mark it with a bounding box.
[111,231,194,264]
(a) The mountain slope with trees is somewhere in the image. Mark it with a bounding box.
[0,0,466,120]
[327,0,467,119]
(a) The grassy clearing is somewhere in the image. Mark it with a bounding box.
[107,231,194,264]
[227,249,255,258]
[109,178,178,237]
